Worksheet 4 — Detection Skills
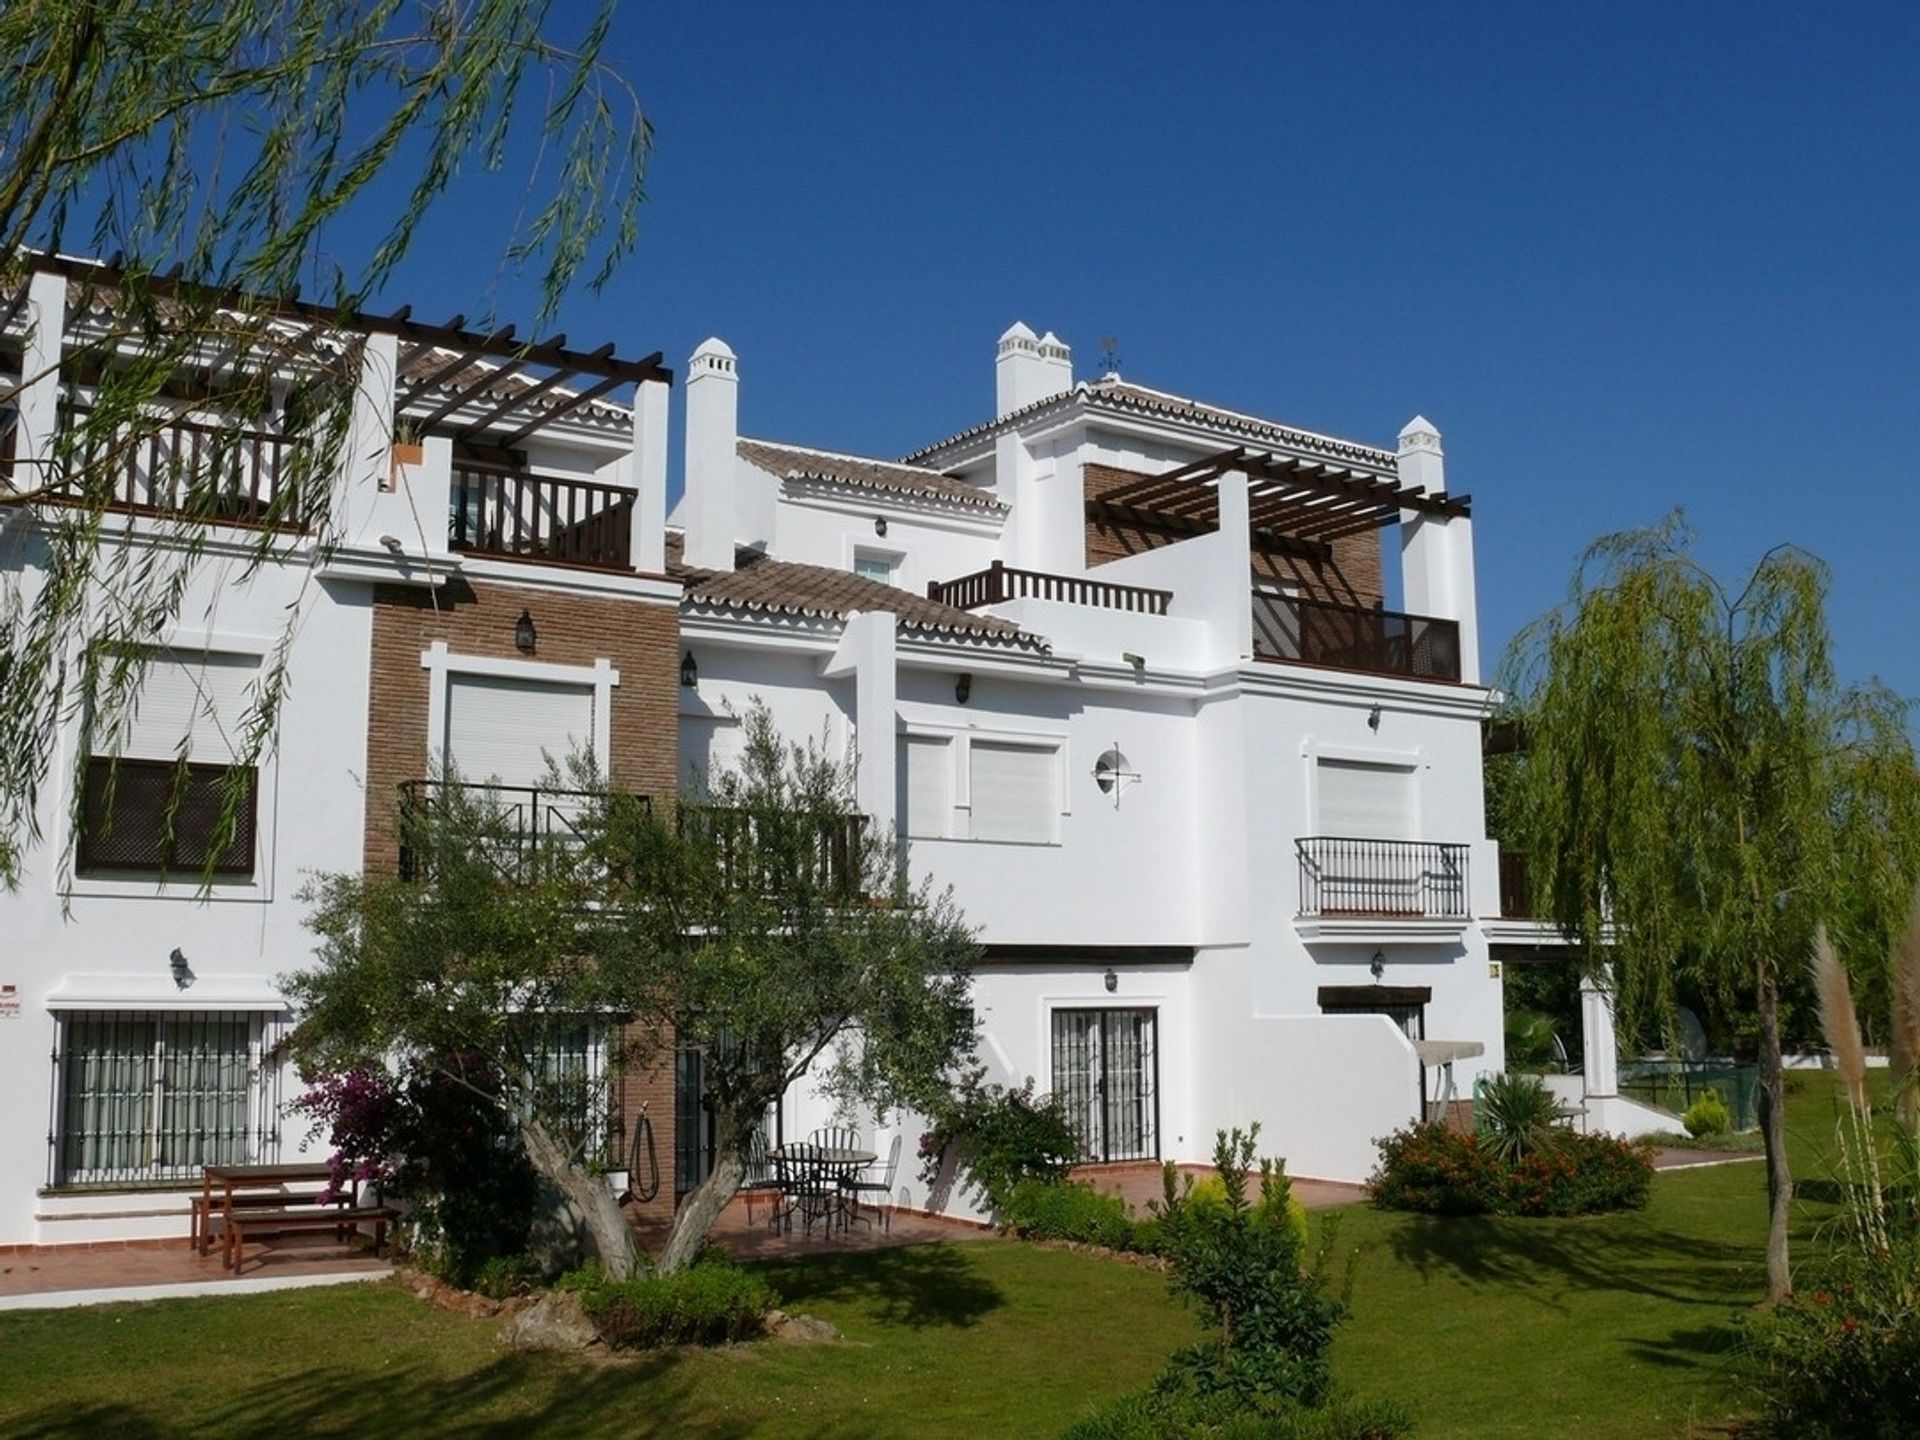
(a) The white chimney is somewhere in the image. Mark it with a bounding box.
[684,337,738,573]
[996,322,1073,417]
[1396,415,1444,495]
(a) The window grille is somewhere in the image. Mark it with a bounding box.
[48,1010,281,1186]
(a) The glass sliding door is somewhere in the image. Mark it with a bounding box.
[1051,1007,1159,1163]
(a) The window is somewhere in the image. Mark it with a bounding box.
[53,1011,276,1185]
[969,741,1060,844]
[79,650,261,875]
[444,673,595,789]
[1315,758,1416,838]
[900,735,952,838]
[852,549,896,586]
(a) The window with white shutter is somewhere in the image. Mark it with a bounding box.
[1315,759,1416,838]
[968,741,1059,844]
[681,715,745,794]
[444,675,595,788]
[900,735,952,839]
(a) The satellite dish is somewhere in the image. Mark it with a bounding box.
[1676,1006,1709,1061]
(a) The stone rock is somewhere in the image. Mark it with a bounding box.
[767,1310,841,1344]
[498,1289,600,1352]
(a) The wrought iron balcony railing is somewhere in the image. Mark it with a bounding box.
[398,780,648,884]
[1253,592,1461,683]
[1296,836,1470,920]
[928,560,1172,615]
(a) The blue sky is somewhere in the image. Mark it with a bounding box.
[363,3,1919,703]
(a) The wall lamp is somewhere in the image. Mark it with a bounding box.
[954,672,972,705]
[1367,704,1382,732]
[169,948,195,991]
[514,609,537,654]
[874,516,889,537]
[1104,968,1118,994]
[681,651,699,688]
[1369,950,1386,982]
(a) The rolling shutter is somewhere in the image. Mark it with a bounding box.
[105,652,259,762]
[445,675,594,788]
[681,716,745,793]
[901,735,952,839]
[970,741,1058,844]
[1316,759,1415,838]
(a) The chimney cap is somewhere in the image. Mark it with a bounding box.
[693,336,737,361]
[999,321,1038,344]
[1398,415,1442,453]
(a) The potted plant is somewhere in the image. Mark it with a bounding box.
[390,419,424,470]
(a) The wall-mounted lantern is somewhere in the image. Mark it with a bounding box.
[954,673,972,705]
[681,651,699,688]
[514,609,538,654]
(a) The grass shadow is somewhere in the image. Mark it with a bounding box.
[750,1240,1004,1331]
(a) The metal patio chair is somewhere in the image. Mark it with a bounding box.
[838,1131,903,1233]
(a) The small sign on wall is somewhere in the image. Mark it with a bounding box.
[0,983,19,1018]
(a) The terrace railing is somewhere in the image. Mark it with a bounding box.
[676,803,869,899]
[928,560,1171,615]
[450,465,634,571]
[398,779,647,885]
[50,404,309,528]
[1252,592,1461,683]
[1296,836,1470,920]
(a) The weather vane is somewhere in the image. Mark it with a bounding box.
[1098,336,1122,376]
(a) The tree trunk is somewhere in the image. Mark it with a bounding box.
[1756,965,1794,1304]
[519,1117,646,1282]
[658,1143,747,1274]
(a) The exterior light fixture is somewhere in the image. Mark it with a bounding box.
[1367,704,1382,732]
[1369,950,1386,982]
[514,609,537,654]
[954,673,972,705]
[169,948,194,991]
[681,651,698,688]
[1104,968,1118,994]
[874,516,889,537]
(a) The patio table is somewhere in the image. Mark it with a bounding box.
[195,1162,339,1257]
[767,1146,876,1235]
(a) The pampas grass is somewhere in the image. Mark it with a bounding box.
[1810,925,1890,1261]
[1812,927,1868,1105]
[1892,887,1920,1129]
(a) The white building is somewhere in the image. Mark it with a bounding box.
[0,260,683,1248]
[668,325,1503,1202]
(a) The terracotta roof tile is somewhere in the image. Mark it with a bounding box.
[903,376,1397,471]
[681,554,1046,652]
[738,438,1003,511]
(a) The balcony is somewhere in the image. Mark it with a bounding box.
[928,560,1171,615]
[1498,850,1534,919]
[49,405,310,529]
[1296,836,1470,922]
[676,803,870,899]
[1252,592,1460,683]
[398,780,647,884]
[449,464,634,572]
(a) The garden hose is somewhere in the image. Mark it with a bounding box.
[628,1108,662,1203]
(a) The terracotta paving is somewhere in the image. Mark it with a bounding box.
[0,1231,392,1298]
[1071,1162,1366,1215]
[629,1193,993,1261]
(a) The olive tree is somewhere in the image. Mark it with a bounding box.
[1498,514,1920,1301]
[0,0,647,887]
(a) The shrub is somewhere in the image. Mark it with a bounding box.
[572,1250,775,1349]
[1368,1123,1503,1215]
[1061,1388,1413,1438]
[469,1253,536,1300]
[1502,1132,1653,1216]
[1151,1127,1345,1410]
[1183,1174,1310,1251]
[999,1178,1136,1250]
[1682,1089,1731,1138]
[920,1072,1083,1212]
[1369,1121,1650,1218]
[1475,1071,1564,1164]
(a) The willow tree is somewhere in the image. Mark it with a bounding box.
[0,1,647,887]
[1498,515,1920,1302]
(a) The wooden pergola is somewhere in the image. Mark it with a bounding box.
[1088,445,1470,554]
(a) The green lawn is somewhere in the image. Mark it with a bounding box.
[0,1074,1874,1439]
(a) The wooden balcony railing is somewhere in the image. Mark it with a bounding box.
[1498,849,1534,919]
[676,803,869,899]
[398,780,648,884]
[450,465,634,571]
[51,404,309,528]
[928,560,1171,615]
[1296,836,1470,920]
[1252,592,1461,683]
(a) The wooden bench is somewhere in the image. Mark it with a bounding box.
[193,1188,340,1257]
[224,1204,397,1272]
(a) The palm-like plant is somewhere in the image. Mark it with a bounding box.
[1476,1071,1565,1164]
